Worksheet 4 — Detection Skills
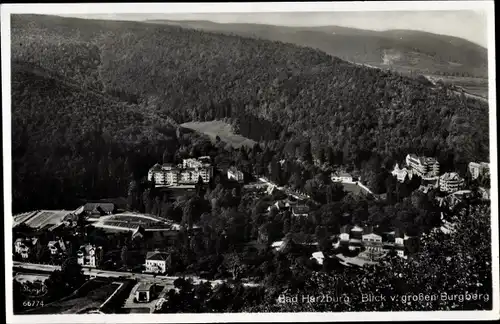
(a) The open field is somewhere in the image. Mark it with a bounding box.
[181,120,256,148]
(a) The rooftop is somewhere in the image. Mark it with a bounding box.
[146,251,169,261]
[291,205,310,215]
[82,203,115,213]
[136,282,154,292]
[440,172,462,181]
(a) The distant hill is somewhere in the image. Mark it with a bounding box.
[146,19,488,78]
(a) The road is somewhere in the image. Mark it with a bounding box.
[13,262,260,287]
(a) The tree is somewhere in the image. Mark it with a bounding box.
[121,245,128,268]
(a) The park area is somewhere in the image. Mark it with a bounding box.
[181,120,256,148]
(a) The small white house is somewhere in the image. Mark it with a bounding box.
[362,233,383,244]
[311,251,325,265]
[227,167,244,183]
[331,172,353,183]
[145,250,169,274]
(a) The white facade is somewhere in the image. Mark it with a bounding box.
[148,158,213,187]
[362,233,382,244]
[391,164,412,182]
[405,154,440,178]
[311,251,325,265]
[145,259,167,273]
[228,168,244,182]
[439,172,465,194]
[468,162,490,180]
[340,233,350,241]
[77,244,101,268]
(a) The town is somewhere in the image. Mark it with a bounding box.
[13,152,490,313]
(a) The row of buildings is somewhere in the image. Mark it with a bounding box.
[13,236,103,268]
[147,157,214,188]
[14,233,165,272]
[391,154,490,194]
[338,225,419,259]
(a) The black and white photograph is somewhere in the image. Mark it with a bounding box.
[2,2,498,323]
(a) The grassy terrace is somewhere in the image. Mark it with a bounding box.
[181,120,256,148]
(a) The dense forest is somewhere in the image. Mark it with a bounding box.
[147,20,489,78]
[11,15,489,213]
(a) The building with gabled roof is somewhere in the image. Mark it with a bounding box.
[76,203,116,217]
[405,154,439,179]
[468,162,490,180]
[311,251,325,265]
[227,167,244,183]
[145,250,170,274]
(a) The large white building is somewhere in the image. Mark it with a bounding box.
[405,154,440,179]
[439,172,465,194]
[468,162,490,180]
[148,157,213,187]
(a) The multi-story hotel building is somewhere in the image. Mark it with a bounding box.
[405,154,440,179]
[148,157,213,187]
[439,172,465,194]
[468,162,490,180]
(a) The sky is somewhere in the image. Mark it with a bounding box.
[60,11,488,47]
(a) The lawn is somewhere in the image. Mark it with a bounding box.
[181,120,256,148]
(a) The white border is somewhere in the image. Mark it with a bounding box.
[1,1,498,323]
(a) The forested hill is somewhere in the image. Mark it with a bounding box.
[11,14,490,210]
[146,19,488,78]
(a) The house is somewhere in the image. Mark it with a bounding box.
[311,251,325,265]
[468,162,490,180]
[331,171,353,183]
[77,244,103,268]
[227,167,244,183]
[145,250,169,274]
[267,201,286,212]
[405,154,440,179]
[76,203,116,217]
[271,241,284,252]
[135,283,155,303]
[47,239,68,255]
[391,164,412,183]
[439,172,465,194]
[14,237,39,259]
[339,225,352,242]
[291,205,310,217]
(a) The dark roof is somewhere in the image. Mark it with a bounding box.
[137,282,153,291]
[363,225,374,235]
[83,203,115,213]
[394,228,405,238]
[340,225,353,233]
[292,205,310,215]
[146,251,169,261]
